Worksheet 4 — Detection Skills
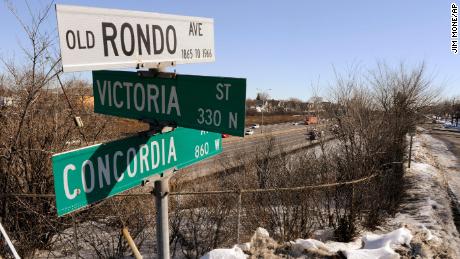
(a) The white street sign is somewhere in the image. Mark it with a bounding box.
[56,5,215,72]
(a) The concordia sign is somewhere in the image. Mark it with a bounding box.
[56,5,214,72]
[93,70,246,136]
[52,128,221,216]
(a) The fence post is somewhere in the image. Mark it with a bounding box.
[122,227,143,259]
[236,191,242,244]
[408,134,413,168]
[73,215,79,259]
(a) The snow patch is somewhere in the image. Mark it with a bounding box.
[421,225,434,242]
[291,227,411,258]
[343,244,399,259]
[293,238,326,250]
[311,228,334,241]
[362,227,412,249]
[236,242,251,252]
[200,246,247,259]
[323,238,362,253]
[291,238,330,255]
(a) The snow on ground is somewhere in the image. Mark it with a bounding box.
[202,129,460,258]
[203,227,413,258]
[380,130,460,257]
[291,227,412,258]
[361,228,412,249]
[201,246,247,259]
[423,129,460,204]
[343,246,398,259]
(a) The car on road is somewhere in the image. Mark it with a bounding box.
[292,122,300,125]
[245,129,254,135]
[444,122,456,128]
[305,115,318,125]
[250,124,260,129]
[221,133,230,138]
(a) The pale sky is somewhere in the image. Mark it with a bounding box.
[0,1,458,101]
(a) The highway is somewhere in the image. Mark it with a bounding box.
[171,122,327,183]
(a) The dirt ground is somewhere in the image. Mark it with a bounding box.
[245,114,304,126]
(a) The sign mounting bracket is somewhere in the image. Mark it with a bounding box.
[136,65,178,135]
[138,119,177,138]
[136,61,176,78]
[137,68,176,79]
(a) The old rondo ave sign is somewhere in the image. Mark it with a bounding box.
[56,5,214,72]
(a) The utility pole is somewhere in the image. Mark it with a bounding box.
[256,88,272,134]
[261,105,264,134]
[408,135,413,168]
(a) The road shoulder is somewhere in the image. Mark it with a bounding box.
[381,130,460,257]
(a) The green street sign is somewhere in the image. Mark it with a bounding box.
[52,128,222,216]
[93,70,246,136]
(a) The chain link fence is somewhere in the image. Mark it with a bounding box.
[0,170,386,259]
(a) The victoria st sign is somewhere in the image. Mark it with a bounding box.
[56,5,214,72]
[93,70,246,136]
[52,128,222,216]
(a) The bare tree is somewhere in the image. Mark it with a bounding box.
[0,1,142,257]
[256,92,270,102]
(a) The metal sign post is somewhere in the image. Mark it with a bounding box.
[154,175,170,259]
[146,70,171,259]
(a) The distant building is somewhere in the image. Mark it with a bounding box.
[245,96,331,114]
[306,100,332,114]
